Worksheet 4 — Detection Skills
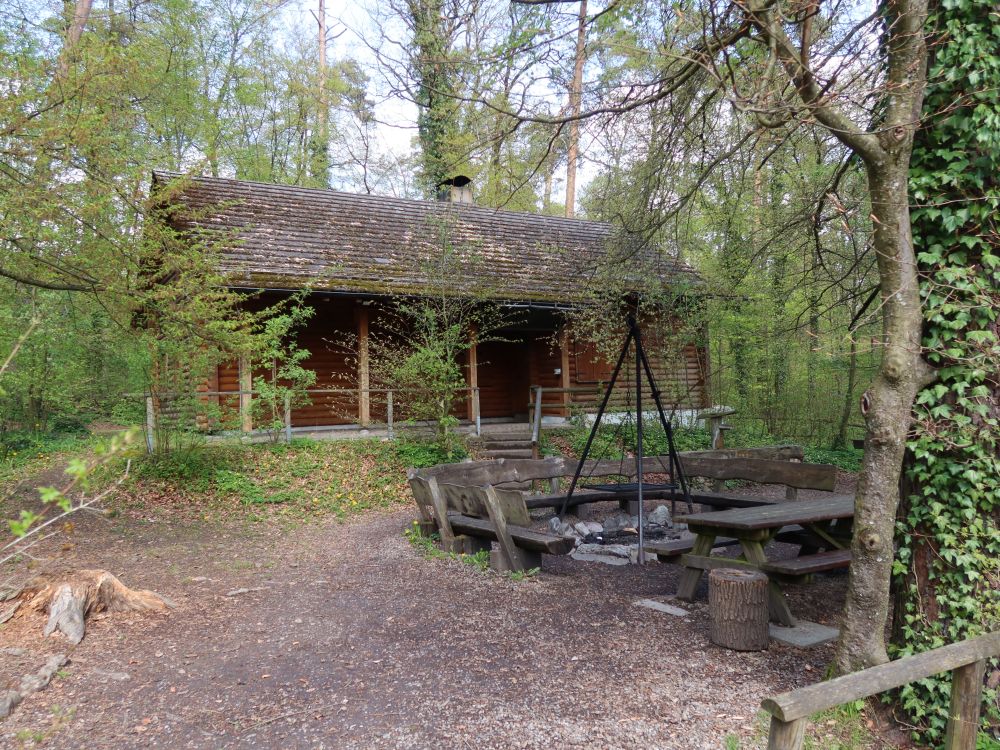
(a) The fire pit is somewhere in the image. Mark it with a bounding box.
[549,505,684,564]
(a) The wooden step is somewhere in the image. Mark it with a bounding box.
[480,439,533,450]
[484,448,534,459]
[762,548,852,576]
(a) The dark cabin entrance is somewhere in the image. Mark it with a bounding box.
[476,339,531,419]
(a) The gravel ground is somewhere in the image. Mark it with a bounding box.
[0,477,857,749]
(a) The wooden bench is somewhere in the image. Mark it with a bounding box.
[408,472,574,572]
[645,535,739,562]
[761,548,852,577]
[407,446,838,572]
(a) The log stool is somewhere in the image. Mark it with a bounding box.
[708,568,769,651]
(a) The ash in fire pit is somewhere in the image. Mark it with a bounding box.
[550,505,684,564]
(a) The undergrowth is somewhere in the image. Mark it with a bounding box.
[549,421,863,472]
[0,431,94,484]
[110,438,423,523]
[403,520,539,581]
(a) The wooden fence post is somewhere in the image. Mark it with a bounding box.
[145,396,155,454]
[944,659,986,750]
[531,386,543,458]
[767,716,806,750]
[283,393,292,444]
[387,390,394,440]
[472,387,481,437]
[238,356,252,433]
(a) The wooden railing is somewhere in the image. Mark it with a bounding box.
[762,631,1000,750]
[527,386,603,457]
[138,386,482,451]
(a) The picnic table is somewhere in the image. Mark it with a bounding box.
[674,495,855,627]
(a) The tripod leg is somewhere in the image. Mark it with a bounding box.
[560,327,634,517]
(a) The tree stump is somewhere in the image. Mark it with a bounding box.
[16,569,172,644]
[709,568,769,651]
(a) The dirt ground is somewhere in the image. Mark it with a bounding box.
[1,473,865,750]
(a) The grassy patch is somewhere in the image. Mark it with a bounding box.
[111,438,420,523]
[403,520,541,581]
[723,703,886,750]
[0,431,94,485]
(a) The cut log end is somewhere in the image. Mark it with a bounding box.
[709,567,769,652]
[17,569,172,644]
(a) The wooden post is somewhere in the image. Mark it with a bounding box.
[283,392,292,444]
[472,388,481,436]
[357,306,370,427]
[145,396,155,454]
[560,328,572,418]
[483,485,524,572]
[709,568,769,651]
[767,716,806,750]
[944,659,986,750]
[387,390,394,440]
[238,356,252,433]
[426,476,456,548]
[531,386,543,459]
[467,325,478,422]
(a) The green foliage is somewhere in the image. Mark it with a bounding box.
[507,566,540,582]
[249,300,317,442]
[0,431,93,483]
[120,438,412,521]
[893,3,1000,743]
[403,521,489,572]
[801,447,863,474]
[394,438,467,469]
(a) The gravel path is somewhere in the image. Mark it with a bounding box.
[1,489,852,749]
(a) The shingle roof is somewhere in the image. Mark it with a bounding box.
[152,171,700,303]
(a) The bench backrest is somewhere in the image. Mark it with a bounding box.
[435,482,531,525]
[408,474,531,525]
[408,445,835,494]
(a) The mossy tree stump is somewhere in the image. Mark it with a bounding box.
[709,567,769,651]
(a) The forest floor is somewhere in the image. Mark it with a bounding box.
[0,443,914,750]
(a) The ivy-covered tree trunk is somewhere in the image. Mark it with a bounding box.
[890,1,1000,742]
[836,154,936,671]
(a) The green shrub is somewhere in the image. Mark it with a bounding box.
[394,438,466,468]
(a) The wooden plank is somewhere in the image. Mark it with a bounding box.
[483,485,524,571]
[944,659,986,750]
[686,492,779,509]
[679,457,837,490]
[761,631,1000,722]
[767,716,807,750]
[434,482,530,526]
[405,472,436,523]
[676,533,716,600]
[646,536,738,557]
[466,326,478,422]
[678,496,855,532]
[447,514,575,554]
[357,306,370,426]
[740,539,796,627]
[762,549,852,576]
[238,356,252,432]
[426,476,456,547]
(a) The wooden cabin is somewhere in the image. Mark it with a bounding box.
[152,171,711,431]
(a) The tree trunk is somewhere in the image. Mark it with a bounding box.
[17,569,172,644]
[835,155,935,672]
[709,568,769,651]
[564,0,586,218]
[833,335,858,449]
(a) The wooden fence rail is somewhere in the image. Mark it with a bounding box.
[762,631,1000,750]
[138,386,483,452]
